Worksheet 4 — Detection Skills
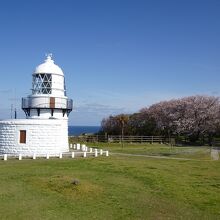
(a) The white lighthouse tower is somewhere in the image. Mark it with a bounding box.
[22,54,72,120]
[0,55,72,156]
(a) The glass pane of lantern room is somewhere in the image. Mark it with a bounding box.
[32,74,42,94]
[32,73,52,94]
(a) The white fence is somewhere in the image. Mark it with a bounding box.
[69,135,167,143]
[0,144,109,161]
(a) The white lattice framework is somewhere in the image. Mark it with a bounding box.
[32,73,52,94]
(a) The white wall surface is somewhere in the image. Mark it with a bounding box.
[51,74,65,96]
[0,119,69,156]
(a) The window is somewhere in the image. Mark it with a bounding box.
[32,73,52,94]
[20,130,26,144]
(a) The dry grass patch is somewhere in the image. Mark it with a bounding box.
[28,175,103,200]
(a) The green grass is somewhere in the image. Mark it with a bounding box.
[85,142,212,160]
[0,143,220,219]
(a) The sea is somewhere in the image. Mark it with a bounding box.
[68,126,101,136]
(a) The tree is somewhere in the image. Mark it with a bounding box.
[101,95,220,145]
[115,114,129,148]
[128,111,158,136]
[146,95,220,144]
[175,96,220,144]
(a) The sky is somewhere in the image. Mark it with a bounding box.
[0,0,219,125]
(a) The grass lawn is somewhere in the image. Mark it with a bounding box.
[85,142,212,160]
[0,143,220,219]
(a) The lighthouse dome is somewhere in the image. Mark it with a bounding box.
[34,54,64,75]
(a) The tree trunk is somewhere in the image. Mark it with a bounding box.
[121,125,124,148]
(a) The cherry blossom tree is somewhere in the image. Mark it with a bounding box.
[101,95,220,144]
[146,95,220,143]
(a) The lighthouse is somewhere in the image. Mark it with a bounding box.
[22,54,72,119]
[0,55,73,156]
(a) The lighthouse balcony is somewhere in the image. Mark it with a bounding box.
[22,97,73,111]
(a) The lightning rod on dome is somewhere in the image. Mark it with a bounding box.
[45,53,53,60]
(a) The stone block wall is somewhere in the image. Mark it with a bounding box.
[0,119,69,156]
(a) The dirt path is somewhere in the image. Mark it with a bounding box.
[111,152,211,161]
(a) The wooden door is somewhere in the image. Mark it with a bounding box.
[50,97,55,108]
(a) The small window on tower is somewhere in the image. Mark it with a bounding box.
[20,130,26,144]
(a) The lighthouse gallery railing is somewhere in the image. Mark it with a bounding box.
[22,97,73,111]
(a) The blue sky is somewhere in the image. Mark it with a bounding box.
[0,0,219,125]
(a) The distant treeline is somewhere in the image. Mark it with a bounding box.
[100,95,220,145]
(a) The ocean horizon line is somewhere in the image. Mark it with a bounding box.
[68,125,101,136]
[69,125,100,127]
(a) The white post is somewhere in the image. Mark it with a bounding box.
[90,148,93,153]
[100,149,103,155]
[83,152,87,158]
[46,154,49,159]
[82,144,86,151]
[85,146,88,152]
[71,152,75,158]
[106,151,109,157]
[95,149,98,157]
[211,149,219,160]
[19,154,22,160]
[70,144,73,149]
[3,154,7,161]
[33,153,36,160]
[59,153,62,159]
